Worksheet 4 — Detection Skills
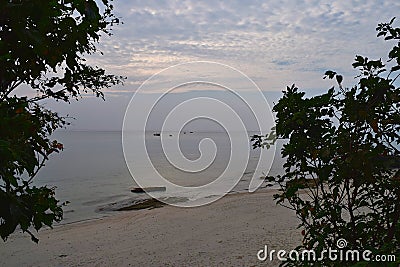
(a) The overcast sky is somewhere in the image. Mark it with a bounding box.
[49,0,400,131]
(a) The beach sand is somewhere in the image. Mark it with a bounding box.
[0,190,301,266]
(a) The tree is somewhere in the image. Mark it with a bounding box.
[0,0,124,243]
[252,18,400,266]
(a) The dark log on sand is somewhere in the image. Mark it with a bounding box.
[131,186,166,193]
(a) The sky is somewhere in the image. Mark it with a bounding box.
[48,0,400,131]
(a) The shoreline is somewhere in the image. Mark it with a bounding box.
[1,189,301,266]
[60,185,277,226]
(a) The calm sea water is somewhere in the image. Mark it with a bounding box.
[34,131,284,223]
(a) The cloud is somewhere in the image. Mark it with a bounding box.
[90,0,400,92]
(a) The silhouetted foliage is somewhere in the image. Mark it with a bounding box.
[253,18,400,266]
[0,0,124,243]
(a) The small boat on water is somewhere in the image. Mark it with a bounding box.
[131,186,166,193]
[153,133,160,136]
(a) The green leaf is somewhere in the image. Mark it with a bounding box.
[336,75,343,84]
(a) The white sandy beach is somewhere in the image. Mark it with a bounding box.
[0,190,300,267]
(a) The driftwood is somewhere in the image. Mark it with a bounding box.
[131,186,166,193]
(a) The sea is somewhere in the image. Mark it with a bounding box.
[34,130,285,224]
